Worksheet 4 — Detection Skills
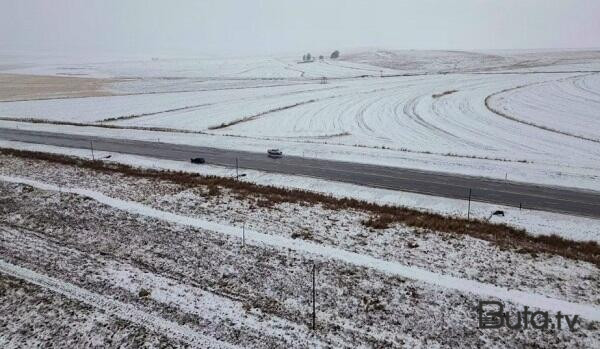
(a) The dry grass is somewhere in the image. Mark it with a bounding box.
[207,100,315,130]
[138,288,151,298]
[2,147,599,266]
[432,90,458,98]
[0,117,207,135]
[206,185,221,197]
[0,73,114,102]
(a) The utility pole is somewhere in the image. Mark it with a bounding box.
[312,263,316,331]
[90,141,95,161]
[467,188,472,221]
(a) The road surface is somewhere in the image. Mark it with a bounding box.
[1,127,600,218]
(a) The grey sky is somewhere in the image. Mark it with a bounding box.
[1,0,599,56]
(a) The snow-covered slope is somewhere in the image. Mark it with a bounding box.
[488,73,600,142]
[342,49,600,73]
[0,55,398,79]
[1,49,600,190]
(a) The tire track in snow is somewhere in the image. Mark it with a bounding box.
[3,174,600,322]
[575,74,600,98]
[0,259,238,349]
[402,94,462,141]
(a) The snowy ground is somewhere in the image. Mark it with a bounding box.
[488,73,600,142]
[3,139,600,243]
[343,49,600,74]
[1,49,600,346]
[1,50,600,190]
[0,152,599,347]
[0,271,185,348]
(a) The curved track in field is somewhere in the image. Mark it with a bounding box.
[485,73,600,143]
[218,73,600,167]
[3,64,600,172]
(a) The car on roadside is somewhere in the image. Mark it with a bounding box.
[267,149,283,158]
[190,157,206,164]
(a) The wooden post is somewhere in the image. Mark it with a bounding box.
[467,189,472,221]
[90,141,95,161]
[236,157,239,179]
[312,264,316,331]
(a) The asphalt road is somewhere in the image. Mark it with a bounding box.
[2,127,600,218]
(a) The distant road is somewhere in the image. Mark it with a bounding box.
[2,127,600,218]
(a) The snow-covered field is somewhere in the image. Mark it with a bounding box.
[4,139,600,243]
[1,151,599,347]
[488,73,600,142]
[1,49,600,190]
[2,50,600,346]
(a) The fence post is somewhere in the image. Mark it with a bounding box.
[467,188,472,221]
[312,263,316,331]
[90,141,95,161]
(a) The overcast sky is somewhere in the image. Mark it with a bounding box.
[1,0,599,57]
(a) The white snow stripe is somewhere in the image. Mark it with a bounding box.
[3,174,600,322]
[0,259,239,349]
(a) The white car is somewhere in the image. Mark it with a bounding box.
[267,149,283,158]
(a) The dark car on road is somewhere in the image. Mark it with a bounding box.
[190,157,206,164]
[267,149,282,158]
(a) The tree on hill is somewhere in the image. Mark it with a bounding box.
[306,53,312,61]
[330,50,340,59]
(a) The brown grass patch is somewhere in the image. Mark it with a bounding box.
[206,185,221,197]
[432,90,458,98]
[291,229,314,241]
[2,147,599,266]
[207,100,315,130]
[0,73,114,102]
[0,117,207,135]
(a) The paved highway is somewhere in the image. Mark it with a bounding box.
[1,127,600,218]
